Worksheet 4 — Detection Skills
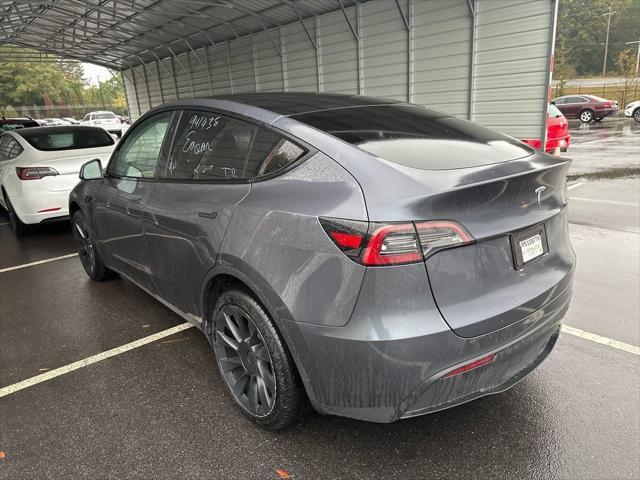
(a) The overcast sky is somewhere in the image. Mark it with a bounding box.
[83,62,113,85]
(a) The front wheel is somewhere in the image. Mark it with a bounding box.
[579,109,594,123]
[633,108,640,123]
[72,211,115,281]
[211,289,306,430]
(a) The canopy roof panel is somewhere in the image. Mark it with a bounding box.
[0,0,356,69]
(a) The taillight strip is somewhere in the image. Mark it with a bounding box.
[320,217,474,267]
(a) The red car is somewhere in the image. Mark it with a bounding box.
[521,104,570,154]
[552,94,618,123]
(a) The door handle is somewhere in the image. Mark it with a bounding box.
[197,210,218,220]
[130,198,142,204]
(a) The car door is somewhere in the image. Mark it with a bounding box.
[143,109,289,316]
[91,110,175,289]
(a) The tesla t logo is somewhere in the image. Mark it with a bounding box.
[535,186,546,207]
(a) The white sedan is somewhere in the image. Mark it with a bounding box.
[624,100,640,123]
[0,126,115,235]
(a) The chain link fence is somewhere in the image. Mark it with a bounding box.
[3,104,128,121]
[553,83,640,107]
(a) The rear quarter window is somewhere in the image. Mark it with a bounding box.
[0,135,24,161]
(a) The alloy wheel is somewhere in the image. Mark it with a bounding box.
[74,220,96,275]
[580,110,593,123]
[634,109,640,123]
[214,304,276,417]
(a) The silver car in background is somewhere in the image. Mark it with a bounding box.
[69,94,575,429]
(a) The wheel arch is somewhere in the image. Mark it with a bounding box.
[200,260,320,408]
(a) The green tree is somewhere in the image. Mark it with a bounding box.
[555,0,640,77]
[0,46,126,114]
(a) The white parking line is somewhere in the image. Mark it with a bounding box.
[0,323,194,398]
[0,320,636,399]
[0,253,78,274]
[569,197,639,208]
[562,325,640,356]
[0,222,10,226]
[568,181,587,191]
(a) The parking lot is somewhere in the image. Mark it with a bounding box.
[0,117,638,479]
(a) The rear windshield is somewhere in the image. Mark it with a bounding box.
[95,113,116,120]
[19,127,115,151]
[292,105,532,169]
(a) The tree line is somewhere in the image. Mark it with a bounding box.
[0,46,126,119]
[555,0,640,78]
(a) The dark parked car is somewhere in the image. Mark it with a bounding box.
[552,94,618,123]
[0,118,39,131]
[70,94,575,429]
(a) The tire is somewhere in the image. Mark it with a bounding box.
[633,108,640,123]
[3,192,27,236]
[211,289,306,430]
[579,109,594,123]
[72,210,115,281]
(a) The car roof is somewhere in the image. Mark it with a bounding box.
[204,92,403,116]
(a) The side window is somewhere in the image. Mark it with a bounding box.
[109,111,172,178]
[554,98,566,105]
[163,110,306,181]
[0,135,24,161]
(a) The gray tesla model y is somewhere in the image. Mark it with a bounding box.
[70,93,575,429]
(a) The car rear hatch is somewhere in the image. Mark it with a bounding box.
[420,160,573,337]
[353,154,575,338]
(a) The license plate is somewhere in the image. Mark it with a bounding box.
[519,234,544,263]
[511,225,549,269]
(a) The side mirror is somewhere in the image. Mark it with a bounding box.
[80,159,103,180]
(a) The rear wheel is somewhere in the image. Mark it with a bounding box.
[3,192,27,236]
[72,210,114,281]
[211,289,306,430]
[579,109,594,123]
[633,108,640,123]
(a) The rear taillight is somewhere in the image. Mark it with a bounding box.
[415,221,473,257]
[15,167,59,180]
[320,217,473,266]
[318,217,367,259]
[362,223,422,266]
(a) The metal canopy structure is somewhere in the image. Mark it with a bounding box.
[1,0,558,143]
[0,0,354,69]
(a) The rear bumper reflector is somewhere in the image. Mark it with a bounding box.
[37,207,62,213]
[444,353,496,378]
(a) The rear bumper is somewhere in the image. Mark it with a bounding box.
[401,320,559,419]
[595,108,616,118]
[282,273,572,423]
[9,188,70,224]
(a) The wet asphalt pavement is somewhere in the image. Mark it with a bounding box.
[1,117,639,479]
